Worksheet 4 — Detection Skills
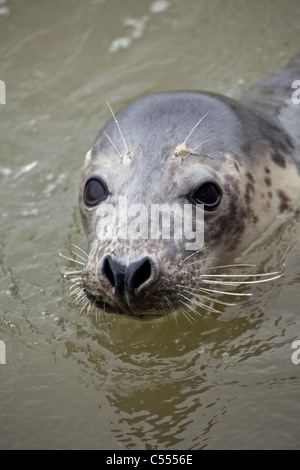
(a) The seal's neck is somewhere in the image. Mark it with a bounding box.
[240,54,300,171]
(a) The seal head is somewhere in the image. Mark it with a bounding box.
[79,90,300,319]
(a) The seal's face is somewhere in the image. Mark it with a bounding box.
[79,92,300,319]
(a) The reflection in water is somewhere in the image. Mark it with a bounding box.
[63,312,259,449]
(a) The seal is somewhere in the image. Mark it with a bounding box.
[75,55,300,319]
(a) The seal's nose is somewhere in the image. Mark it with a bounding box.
[100,254,156,297]
[125,257,152,293]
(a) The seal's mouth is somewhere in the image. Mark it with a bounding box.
[84,290,170,320]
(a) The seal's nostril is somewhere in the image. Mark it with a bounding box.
[101,255,125,289]
[125,257,152,292]
[103,256,115,287]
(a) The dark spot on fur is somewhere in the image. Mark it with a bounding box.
[265,167,271,174]
[277,189,292,213]
[244,182,255,206]
[261,193,265,199]
[234,162,240,173]
[248,207,259,224]
[271,151,286,168]
[268,191,273,199]
[264,176,272,186]
[246,172,254,183]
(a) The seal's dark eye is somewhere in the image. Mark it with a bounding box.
[84,178,108,206]
[192,182,221,210]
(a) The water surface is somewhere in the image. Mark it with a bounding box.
[0,0,300,450]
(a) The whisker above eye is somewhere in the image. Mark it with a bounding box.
[104,131,123,158]
[106,101,129,155]
[182,111,210,144]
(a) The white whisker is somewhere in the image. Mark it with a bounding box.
[178,303,196,323]
[187,256,218,268]
[189,297,222,314]
[163,295,176,313]
[199,263,257,271]
[74,291,86,303]
[178,292,221,314]
[59,253,84,266]
[183,111,210,144]
[201,274,281,286]
[70,243,88,259]
[179,247,208,266]
[62,269,82,277]
[68,280,83,287]
[87,303,93,315]
[106,101,129,155]
[70,286,82,295]
[182,289,235,307]
[183,138,214,160]
[183,300,201,316]
[200,271,280,279]
[79,298,89,314]
[69,278,82,285]
[104,131,123,158]
[192,286,253,297]
[71,250,86,263]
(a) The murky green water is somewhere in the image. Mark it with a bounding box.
[1,0,300,450]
